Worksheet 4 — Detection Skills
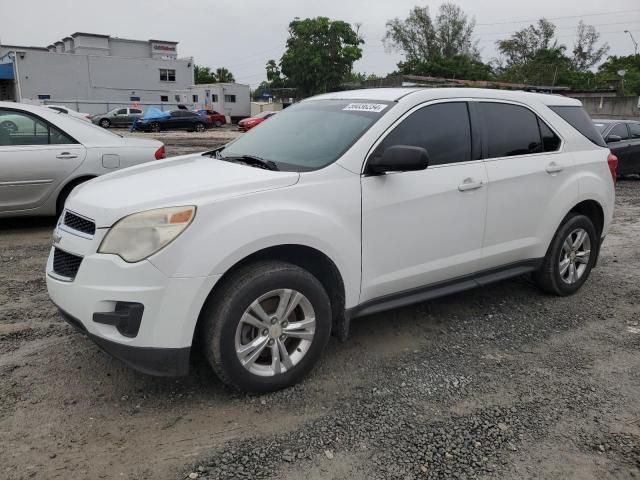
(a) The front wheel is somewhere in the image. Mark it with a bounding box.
[533,213,598,296]
[99,118,111,128]
[195,122,205,132]
[150,122,161,133]
[214,120,222,128]
[202,261,332,393]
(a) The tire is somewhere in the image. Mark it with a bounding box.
[195,122,205,132]
[99,118,111,128]
[214,120,222,128]
[1,120,17,133]
[201,261,332,393]
[150,122,161,133]
[533,213,598,296]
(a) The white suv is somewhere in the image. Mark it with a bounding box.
[46,88,616,392]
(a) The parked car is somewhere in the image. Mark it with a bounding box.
[136,110,212,132]
[45,105,92,122]
[0,101,165,218]
[92,107,144,128]
[195,109,226,127]
[46,88,615,393]
[238,111,277,131]
[593,119,640,176]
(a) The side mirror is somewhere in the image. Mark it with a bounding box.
[606,134,622,143]
[368,145,429,174]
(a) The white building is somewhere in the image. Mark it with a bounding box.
[0,32,195,114]
[177,83,251,123]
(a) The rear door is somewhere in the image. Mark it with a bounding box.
[477,101,576,269]
[0,108,86,212]
[113,108,129,127]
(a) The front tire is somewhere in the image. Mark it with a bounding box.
[533,213,598,296]
[202,261,332,393]
[99,118,111,128]
[195,122,205,132]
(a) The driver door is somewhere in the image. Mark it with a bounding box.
[360,101,488,303]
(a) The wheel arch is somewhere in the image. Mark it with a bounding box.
[56,175,96,215]
[193,244,348,347]
[568,199,605,239]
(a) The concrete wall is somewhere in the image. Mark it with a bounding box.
[13,50,194,113]
[571,94,640,119]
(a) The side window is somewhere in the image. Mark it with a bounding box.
[212,94,219,102]
[609,123,629,140]
[130,109,142,114]
[373,102,472,166]
[224,95,236,103]
[0,109,74,146]
[538,118,561,152]
[480,103,542,158]
[116,108,127,115]
[629,123,640,139]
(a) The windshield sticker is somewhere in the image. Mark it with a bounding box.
[343,103,388,113]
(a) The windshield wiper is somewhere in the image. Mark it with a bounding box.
[221,155,279,171]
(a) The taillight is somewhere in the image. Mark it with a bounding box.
[607,152,618,183]
[155,145,166,160]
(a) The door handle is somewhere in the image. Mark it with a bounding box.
[56,152,78,159]
[458,178,483,192]
[546,162,564,174]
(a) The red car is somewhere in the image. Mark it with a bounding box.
[195,109,226,127]
[238,111,277,132]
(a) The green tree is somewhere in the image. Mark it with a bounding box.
[279,17,364,96]
[597,55,640,95]
[572,20,610,71]
[497,18,559,67]
[398,55,492,80]
[214,67,235,83]
[384,3,478,62]
[194,64,216,84]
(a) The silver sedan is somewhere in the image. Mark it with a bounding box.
[0,102,165,218]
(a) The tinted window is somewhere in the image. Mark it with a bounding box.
[629,123,640,139]
[549,106,606,147]
[480,103,542,158]
[0,109,75,146]
[130,109,142,114]
[374,102,472,166]
[116,109,127,115]
[538,118,561,152]
[609,123,629,140]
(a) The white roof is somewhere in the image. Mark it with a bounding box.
[310,88,581,106]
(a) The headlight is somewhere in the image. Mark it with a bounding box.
[98,206,196,262]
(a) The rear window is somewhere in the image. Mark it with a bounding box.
[549,106,606,147]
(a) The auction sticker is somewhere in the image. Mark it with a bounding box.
[343,103,388,113]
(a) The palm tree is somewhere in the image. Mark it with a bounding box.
[214,67,235,83]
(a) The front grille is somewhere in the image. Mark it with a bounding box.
[52,248,83,280]
[63,211,96,236]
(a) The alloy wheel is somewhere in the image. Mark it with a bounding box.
[234,289,316,377]
[558,228,591,284]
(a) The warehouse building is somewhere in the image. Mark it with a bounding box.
[0,32,195,114]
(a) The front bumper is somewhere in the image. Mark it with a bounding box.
[60,309,190,376]
[46,227,221,376]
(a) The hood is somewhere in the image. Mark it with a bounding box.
[66,154,300,227]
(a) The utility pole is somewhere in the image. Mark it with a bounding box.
[624,30,638,56]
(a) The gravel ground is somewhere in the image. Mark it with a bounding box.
[0,156,638,479]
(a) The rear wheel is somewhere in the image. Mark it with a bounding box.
[99,118,111,128]
[202,261,332,393]
[214,120,222,128]
[195,122,205,132]
[533,213,598,296]
[150,122,161,133]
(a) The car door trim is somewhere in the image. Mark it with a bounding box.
[0,179,53,186]
[347,258,542,319]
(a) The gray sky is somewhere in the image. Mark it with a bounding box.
[2,0,639,86]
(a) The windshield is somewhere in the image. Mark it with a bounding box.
[222,99,392,171]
